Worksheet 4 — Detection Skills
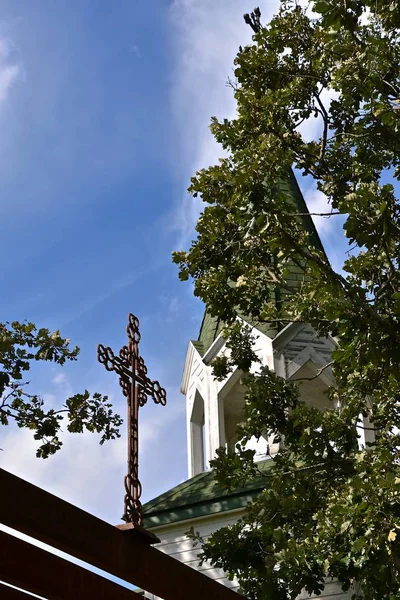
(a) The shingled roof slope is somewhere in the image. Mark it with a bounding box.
[142,460,274,528]
[196,168,325,354]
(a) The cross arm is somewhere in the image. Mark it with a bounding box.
[97,344,131,380]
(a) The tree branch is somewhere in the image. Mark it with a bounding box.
[313,91,329,160]
[294,361,334,382]
[284,211,340,217]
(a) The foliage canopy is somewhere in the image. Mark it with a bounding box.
[0,320,122,458]
[174,1,400,598]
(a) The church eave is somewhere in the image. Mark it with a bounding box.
[143,490,260,529]
[142,461,274,529]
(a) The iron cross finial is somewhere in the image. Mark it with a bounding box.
[98,313,166,526]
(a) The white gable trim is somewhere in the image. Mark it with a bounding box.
[203,332,226,365]
[273,321,337,353]
[287,345,334,385]
[217,367,242,399]
[272,322,305,350]
[181,342,203,395]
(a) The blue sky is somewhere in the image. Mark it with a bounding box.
[0,0,348,527]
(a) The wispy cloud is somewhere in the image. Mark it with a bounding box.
[169,0,279,246]
[60,259,166,328]
[303,183,348,271]
[0,382,185,523]
[298,88,340,143]
[305,187,334,234]
[52,371,69,387]
[159,291,180,322]
[0,38,19,104]
[0,418,125,519]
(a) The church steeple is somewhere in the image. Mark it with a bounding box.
[181,170,332,479]
[196,168,324,356]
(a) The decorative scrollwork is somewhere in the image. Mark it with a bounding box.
[137,356,147,378]
[123,473,143,526]
[152,380,167,406]
[119,377,131,398]
[138,388,148,407]
[119,344,131,363]
[127,313,141,345]
[97,344,116,372]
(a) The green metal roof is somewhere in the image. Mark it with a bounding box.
[142,460,274,529]
[191,339,206,357]
[281,168,324,253]
[196,169,325,353]
[196,311,223,357]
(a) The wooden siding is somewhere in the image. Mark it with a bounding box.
[144,514,240,598]
[297,581,354,599]
[144,514,354,600]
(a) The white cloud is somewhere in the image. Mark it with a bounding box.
[0,64,19,102]
[160,292,180,322]
[128,44,140,58]
[305,187,335,234]
[168,295,179,315]
[0,39,19,105]
[0,425,125,521]
[52,372,67,386]
[51,370,73,398]
[0,385,185,524]
[298,88,340,143]
[169,0,279,245]
[301,183,349,273]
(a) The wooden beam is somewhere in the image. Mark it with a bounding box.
[0,581,38,600]
[0,531,140,599]
[0,468,240,600]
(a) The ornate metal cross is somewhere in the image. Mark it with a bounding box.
[97,313,166,527]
